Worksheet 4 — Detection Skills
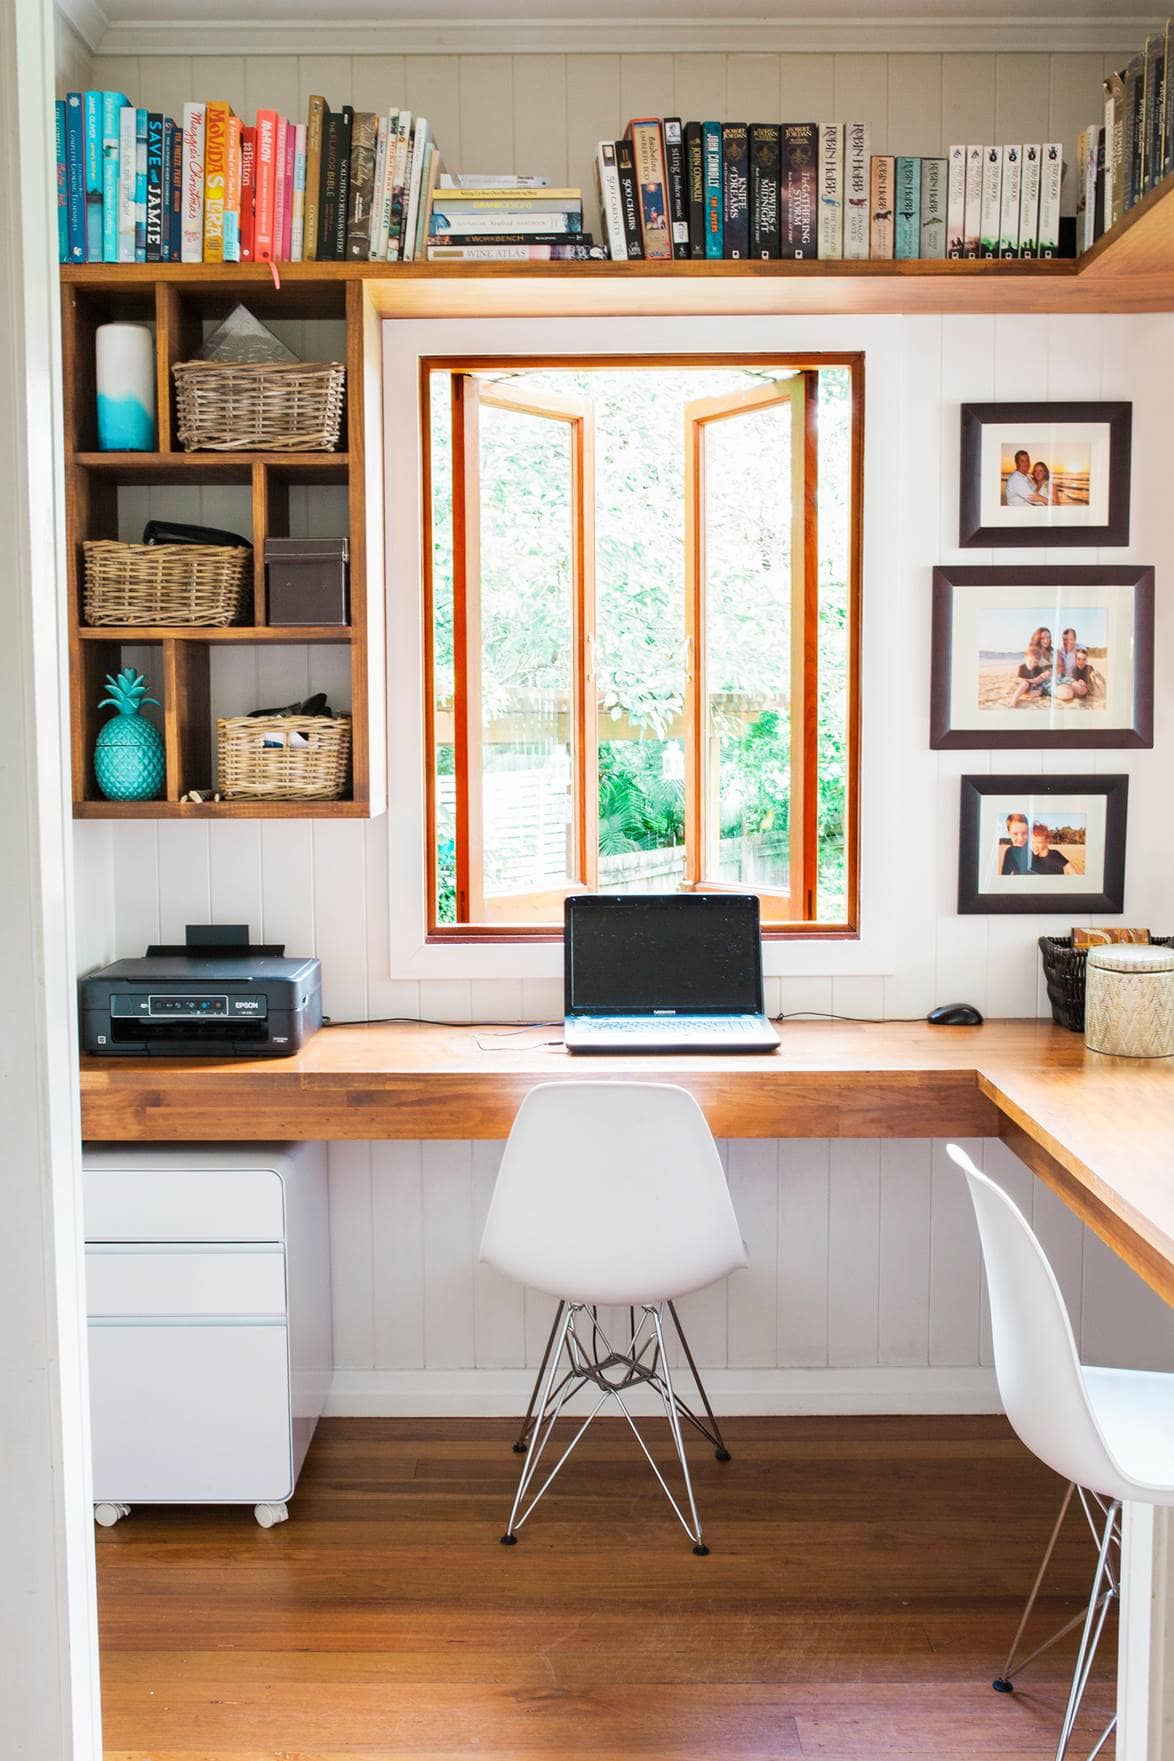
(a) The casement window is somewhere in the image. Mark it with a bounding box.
[423,354,862,939]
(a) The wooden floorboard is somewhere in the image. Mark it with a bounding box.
[97,1416,1116,1759]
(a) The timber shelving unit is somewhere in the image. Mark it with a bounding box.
[59,173,1174,821]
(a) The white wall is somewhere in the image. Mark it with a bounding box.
[54,7,91,92]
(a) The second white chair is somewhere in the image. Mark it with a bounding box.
[480,1081,748,1553]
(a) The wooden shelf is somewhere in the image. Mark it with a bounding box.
[74,796,370,819]
[77,624,351,642]
[73,451,348,481]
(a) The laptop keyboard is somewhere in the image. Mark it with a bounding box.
[572,1014,769,1039]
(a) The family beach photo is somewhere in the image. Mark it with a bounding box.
[995,809,1087,878]
[998,442,1091,508]
[977,607,1107,714]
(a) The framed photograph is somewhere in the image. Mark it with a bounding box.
[930,564,1154,749]
[959,401,1132,547]
[958,774,1128,915]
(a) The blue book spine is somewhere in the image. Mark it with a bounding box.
[893,155,921,260]
[160,117,174,261]
[65,92,86,261]
[702,120,723,259]
[101,92,127,262]
[55,100,68,262]
[169,122,184,261]
[84,92,104,261]
[134,107,148,262]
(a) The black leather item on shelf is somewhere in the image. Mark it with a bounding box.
[142,518,252,549]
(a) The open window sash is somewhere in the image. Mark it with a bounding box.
[450,375,598,925]
[683,374,819,924]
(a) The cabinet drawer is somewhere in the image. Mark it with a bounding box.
[85,1168,285,1243]
[86,1244,286,1318]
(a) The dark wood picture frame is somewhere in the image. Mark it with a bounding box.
[959,400,1132,547]
[930,564,1154,750]
[958,773,1128,915]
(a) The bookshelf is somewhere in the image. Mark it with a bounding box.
[59,174,1174,819]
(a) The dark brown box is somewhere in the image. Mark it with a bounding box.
[265,536,349,626]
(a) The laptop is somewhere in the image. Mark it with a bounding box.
[563,893,779,1054]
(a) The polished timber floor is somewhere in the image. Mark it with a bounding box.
[96,1416,1116,1759]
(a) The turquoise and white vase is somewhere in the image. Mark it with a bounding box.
[96,322,156,451]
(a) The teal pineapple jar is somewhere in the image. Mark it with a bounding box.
[93,668,165,801]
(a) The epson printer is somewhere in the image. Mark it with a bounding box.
[81,924,322,1057]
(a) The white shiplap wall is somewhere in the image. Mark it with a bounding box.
[73,310,1174,1411]
[79,47,1124,226]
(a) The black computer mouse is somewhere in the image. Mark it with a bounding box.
[926,1003,984,1027]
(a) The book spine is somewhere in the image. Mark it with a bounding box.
[1149,37,1165,191]
[387,110,413,260]
[427,243,594,260]
[684,120,705,259]
[375,112,399,260]
[84,91,103,262]
[166,121,181,261]
[919,156,946,258]
[1166,20,1174,178]
[962,143,983,257]
[1143,34,1163,193]
[239,126,256,260]
[55,101,68,263]
[868,154,894,259]
[998,145,1021,257]
[1079,125,1100,251]
[400,115,429,262]
[179,101,205,262]
[134,108,147,262]
[1037,142,1062,257]
[415,142,441,260]
[1094,120,1106,241]
[116,104,136,262]
[781,123,817,258]
[945,142,965,257]
[662,117,689,258]
[280,117,296,259]
[159,117,173,261]
[614,136,645,259]
[1018,145,1041,257]
[223,113,242,262]
[303,95,327,262]
[595,140,627,259]
[1075,125,1091,251]
[626,117,673,260]
[291,122,307,261]
[101,93,127,262]
[700,119,722,258]
[750,122,781,258]
[272,116,288,260]
[893,155,920,260]
[843,121,870,260]
[333,106,353,260]
[431,210,579,234]
[817,122,842,259]
[1107,74,1126,226]
[1123,56,1142,209]
[720,121,749,259]
[254,110,278,262]
[145,112,164,261]
[1102,85,1116,232]
[978,144,1001,257]
[368,115,389,259]
[65,93,86,262]
[346,111,379,259]
[202,101,228,263]
[318,111,340,259]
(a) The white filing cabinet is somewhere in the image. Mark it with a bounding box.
[83,1141,331,1527]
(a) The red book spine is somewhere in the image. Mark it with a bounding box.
[281,119,296,261]
[273,115,288,259]
[254,110,278,261]
[239,125,257,260]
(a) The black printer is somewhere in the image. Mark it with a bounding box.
[81,925,322,1057]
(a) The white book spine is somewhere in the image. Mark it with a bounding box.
[402,117,430,262]
[1038,141,1062,256]
[180,102,206,263]
[817,122,843,259]
[374,112,398,260]
[998,145,1021,256]
[387,111,412,261]
[595,141,627,259]
[367,115,389,260]
[843,121,870,260]
[963,143,983,256]
[117,104,137,263]
[290,122,307,261]
[919,156,947,258]
[1018,144,1041,256]
[979,145,1002,256]
[1081,124,1100,250]
[946,143,966,256]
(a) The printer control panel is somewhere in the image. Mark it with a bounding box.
[109,993,269,1020]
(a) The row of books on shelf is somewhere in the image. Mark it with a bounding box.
[55,91,447,264]
[1082,23,1174,249]
[596,121,1066,261]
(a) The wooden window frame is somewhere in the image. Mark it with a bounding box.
[421,352,863,943]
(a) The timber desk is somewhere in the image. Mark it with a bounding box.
[80,1018,1174,1306]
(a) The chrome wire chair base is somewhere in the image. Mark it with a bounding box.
[993,1480,1121,1761]
[501,1301,719,1553]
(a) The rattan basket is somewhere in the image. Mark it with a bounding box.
[217,713,352,801]
[83,539,250,626]
[1039,934,1174,1031]
[173,360,346,452]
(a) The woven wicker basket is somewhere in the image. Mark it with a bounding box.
[217,713,352,801]
[83,539,250,627]
[1039,933,1174,1031]
[173,360,346,452]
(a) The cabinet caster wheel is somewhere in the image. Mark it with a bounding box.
[254,1502,289,1528]
[94,1503,130,1528]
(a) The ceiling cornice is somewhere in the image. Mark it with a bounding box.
[62,11,1166,59]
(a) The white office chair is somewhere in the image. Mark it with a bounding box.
[480,1081,748,1554]
[948,1143,1174,1761]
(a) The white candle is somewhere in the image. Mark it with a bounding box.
[96,322,156,451]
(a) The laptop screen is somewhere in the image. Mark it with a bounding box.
[565,894,763,1014]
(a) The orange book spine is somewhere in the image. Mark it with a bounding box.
[202,100,229,262]
[254,109,278,262]
[223,113,242,261]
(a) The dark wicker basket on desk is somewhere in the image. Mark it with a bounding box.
[1039,934,1174,1031]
